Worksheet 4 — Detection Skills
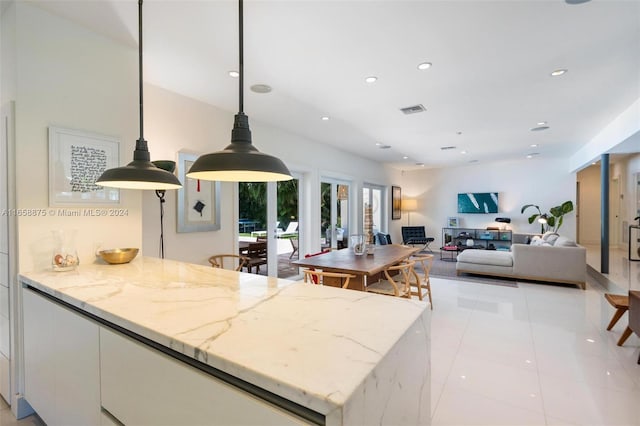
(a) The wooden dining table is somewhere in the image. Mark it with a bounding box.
[292,244,420,291]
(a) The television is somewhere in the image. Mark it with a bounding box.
[458,192,499,214]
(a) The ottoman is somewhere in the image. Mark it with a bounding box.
[456,249,514,277]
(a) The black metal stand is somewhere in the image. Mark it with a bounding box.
[155,190,166,258]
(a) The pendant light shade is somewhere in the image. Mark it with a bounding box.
[186,0,292,182]
[96,0,181,191]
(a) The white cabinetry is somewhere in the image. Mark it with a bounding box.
[100,327,308,425]
[23,288,101,425]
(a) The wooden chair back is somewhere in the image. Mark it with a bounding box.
[302,269,356,289]
[208,254,248,272]
[408,254,434,308]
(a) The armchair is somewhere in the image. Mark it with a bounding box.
[401,226,435,252]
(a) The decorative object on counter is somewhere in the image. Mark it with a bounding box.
[364,202,375,245]
[48,126,120,205]
[466,239,475,247]
[51,230,79,271]
[96,0,181,191]
[351,234,366,255]
[366,244,376,255]
[98,248,139,265]
[521,201,574,233]
[391,186,402,220]
[152,160,177,258]
[186,0,291,183]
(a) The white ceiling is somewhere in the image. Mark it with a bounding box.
[31,0,640,170]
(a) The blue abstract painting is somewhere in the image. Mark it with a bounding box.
[457,192,499,214]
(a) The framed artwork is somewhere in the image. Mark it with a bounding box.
[177,151,221,233]
[48,126,120,205]
[391,185,401,220]
[447,217,459,228]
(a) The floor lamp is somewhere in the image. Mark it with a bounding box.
[403,198,418,226]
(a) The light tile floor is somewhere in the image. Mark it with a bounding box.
[1,252,638,425]
[430,275,640,426]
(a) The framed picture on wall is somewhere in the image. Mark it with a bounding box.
[447,217,459,228]
[177,151,221,233]
[48,126,120,205]
[391,186,401,220]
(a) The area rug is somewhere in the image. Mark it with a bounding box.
[420,252,519,288]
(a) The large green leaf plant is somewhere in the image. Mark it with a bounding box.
[521,201,574,233]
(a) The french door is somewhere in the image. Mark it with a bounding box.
[320,179,351,250]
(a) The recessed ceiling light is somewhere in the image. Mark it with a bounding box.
[365,76,378,84]
[417,62,432,70]
[526,153,540,159]
[531,126,550,131]
[550,69,567,77]
[228,70,239,78]
[457,131,463,135]
[461,150,467,155]
[530,144,538,148]
[536,121,547,126]
[250,84,272,94]
[591,162,597,165]
[586,338,595,343]
[378,144,391,149]
[321,116,330,121]
[403,156,409,160]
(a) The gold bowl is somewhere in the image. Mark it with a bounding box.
[98,248,139,264]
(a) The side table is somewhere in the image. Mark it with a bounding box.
[440,245,460,262]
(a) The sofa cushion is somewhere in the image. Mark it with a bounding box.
[457,249,513,267]
[554,236,578,247]
[530,236,545,246]
[542,231,560,245]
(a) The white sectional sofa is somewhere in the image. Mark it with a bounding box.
[455,234,586,289]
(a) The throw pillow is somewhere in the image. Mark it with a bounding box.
[542,231,559,242]
[530,236,543,246]
[554,236,578,247]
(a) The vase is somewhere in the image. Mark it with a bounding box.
[351,234,366,256]
[466,239,474,247]
[52,230,79,271]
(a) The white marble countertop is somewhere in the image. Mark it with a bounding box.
[19,257,427,417]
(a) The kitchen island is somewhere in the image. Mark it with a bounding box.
[19,257,430,425]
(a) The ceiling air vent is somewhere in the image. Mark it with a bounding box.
[440,146,456,151]
[400,104,426,115]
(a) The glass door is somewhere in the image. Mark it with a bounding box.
[239,176,300,279]
[363,184,385,244]
[320,180,350,250]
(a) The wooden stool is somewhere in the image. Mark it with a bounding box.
[604,293,630,346]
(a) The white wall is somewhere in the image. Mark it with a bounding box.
[401,157,577,247]
[140,84,400,265]
[12,2,141,272]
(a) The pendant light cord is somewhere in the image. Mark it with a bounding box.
[239,0,244,114]
[138,0,145,141]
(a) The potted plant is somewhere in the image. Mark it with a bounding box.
[521,201,574,233]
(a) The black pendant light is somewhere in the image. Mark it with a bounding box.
[96,0,182,190]
[186,0,292,182]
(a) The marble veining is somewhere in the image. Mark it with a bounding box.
[19,257,429,422]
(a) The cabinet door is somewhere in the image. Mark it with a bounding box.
[100,328,310,426]
[23,288,101,426]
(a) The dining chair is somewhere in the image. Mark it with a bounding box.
[365,261,414,298]
[245,242,268,274]
[408,254,434,308]
[208,254,248,272]
[302,269,356,289]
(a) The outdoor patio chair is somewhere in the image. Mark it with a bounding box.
[277,221,298,237]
